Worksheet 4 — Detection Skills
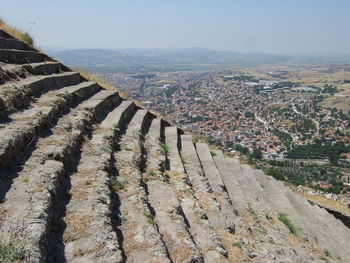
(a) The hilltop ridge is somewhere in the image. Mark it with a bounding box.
[0,29,349,263]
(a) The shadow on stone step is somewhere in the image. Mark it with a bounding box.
[46,144,82,263]
[0,121,60,201]
[109,155,127,262]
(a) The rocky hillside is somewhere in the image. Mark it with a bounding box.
[0,29,349,263]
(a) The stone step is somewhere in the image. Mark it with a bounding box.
[316,205,350,233]
[60,101,136,263]
[7,81,100,124]
[225,159,256,202]
[195,144,227,196]
[115,110,171,263]
[260,178,301,217]
[213,156,248,212]
[0,36,36,51]
[255,170,350,261]
[181,135,239,259]
[195,143,236,227]
[1,61,65,81]
[100,100,135,129]
[0,90,121,262]
[144,119,203,262]
[78,90,120,120]
[225,159,273,218]
[278,182,350,261]
[240,164,267,202]
[164,127,228,262]
[252,169,268,186]
[0,49,52,64]
[181,135,235,233]
[290,190,348,234]
[0,71,82,116]
[164,126,184,173]
[293,190,349,239]
[303,196,350,240]
[251,172,315,237]
[308,199,349,233]
[0,29,15,39]
[0,81,100,169]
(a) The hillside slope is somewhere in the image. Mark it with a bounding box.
[0,29,349,263]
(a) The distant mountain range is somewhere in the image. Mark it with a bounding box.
[46,47,350,73]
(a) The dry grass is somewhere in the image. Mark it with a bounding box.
[241,210,254,224]
[63,214,91,242]
[285,70,350,87]
[0,18,35,47]
[245,67,350,113]
[296,191,350,216]
[163,232,196,262]
[320,96,350,112]
[287,234,301,247]
[122,230,152,255]
[216,229,239,261]
[0,209,8,225]
[192,134,210,144]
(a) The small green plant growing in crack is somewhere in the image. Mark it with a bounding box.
[232,242,242,248]
[210,151,217,157]
[85,180,92,186]
[278,213,298,235]
[308,200,316,206]
[186,189,195,196]
[22,178,29,183]
[320,251,333,263]
[74,92,83,98]
[147,170,157,176]
[248,203,257,217]
[159,142,169,154]
[110,176,124,191]
[276,249,284,255]
[201,178,208,183]
[5,106,15,113]
[144,212,156,226]
[0,239,23,262]
[102,135,111,141]
[117,213,127,222]
[100,145,112,154]
[320,256,331,263]
[35,112,45,118]
[123,146,133,151]
[29,96,36,103]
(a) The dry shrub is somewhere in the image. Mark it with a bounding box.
[0,18,34,47]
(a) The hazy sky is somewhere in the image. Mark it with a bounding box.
[1,0,350,56]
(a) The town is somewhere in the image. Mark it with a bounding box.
[100,68,350,195]
[101,70,350,158]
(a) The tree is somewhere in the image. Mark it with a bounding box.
[244,111,255,119]
[235,144,249,155]
[251,148,263,159]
